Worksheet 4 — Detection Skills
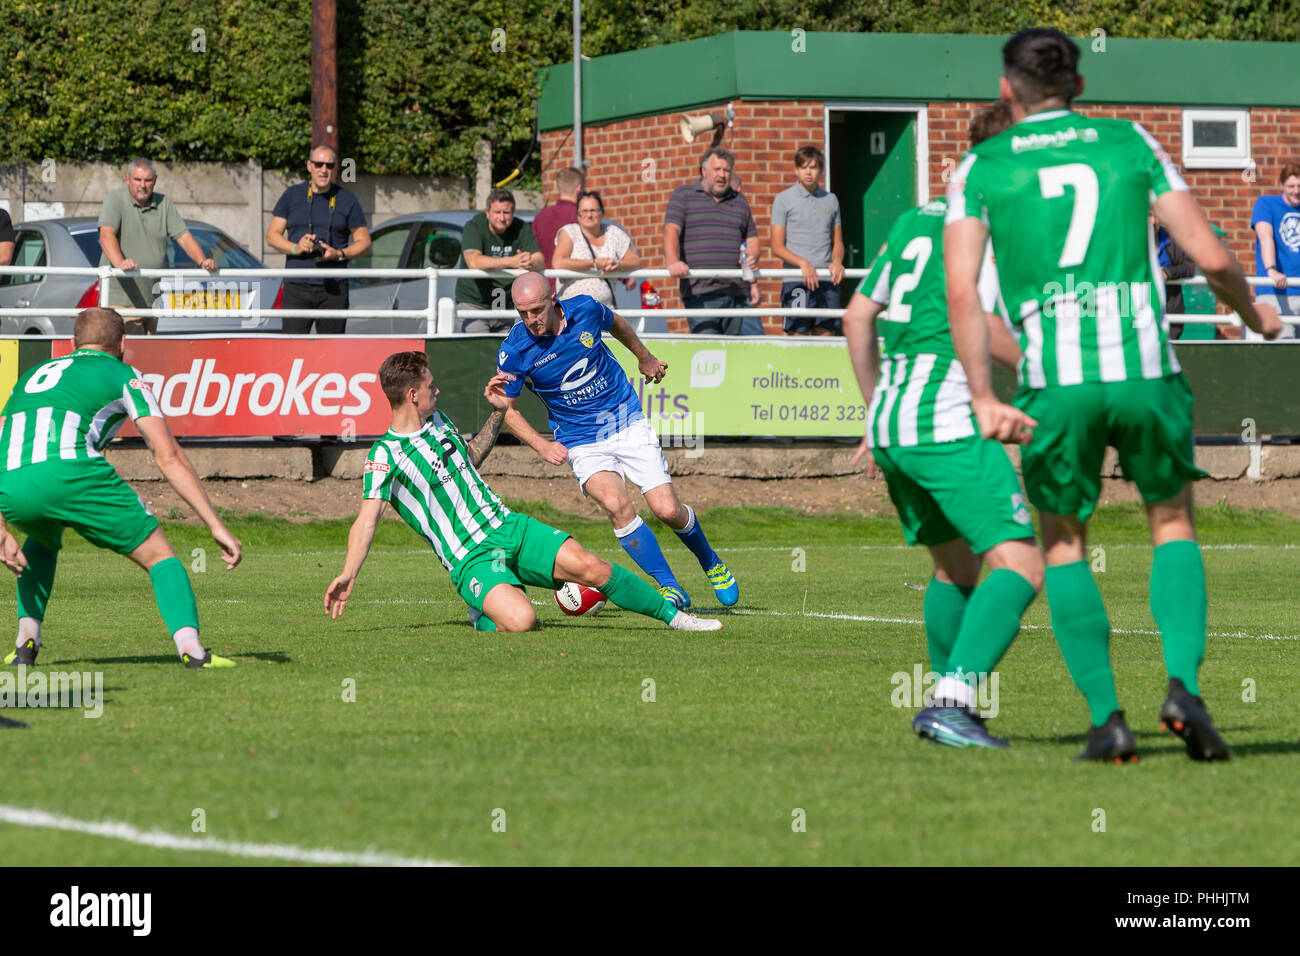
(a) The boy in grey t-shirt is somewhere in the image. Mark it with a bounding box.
[771,146,844,334]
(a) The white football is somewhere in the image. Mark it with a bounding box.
[555,582,607,616]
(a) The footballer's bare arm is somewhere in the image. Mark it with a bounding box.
[466,376,511,468]
[326,498,386,619]
[501,394,568,465]
[137,416,242,569]
[609,313,666,383]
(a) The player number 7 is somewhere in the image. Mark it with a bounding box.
[1038,163,1099,269]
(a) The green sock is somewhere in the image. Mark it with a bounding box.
[923,578,972,674]
[148,557,199,635]
[1046,561,1118,727]
[1150,540,1206,696]
[946,569,1037,677]
[16,537,58,622]
[474,614,498,632]
[601,563,677,624]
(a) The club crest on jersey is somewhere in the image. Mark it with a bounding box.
[363,460,390,474]
[1011,493,1031,525]
[580,331,594,348]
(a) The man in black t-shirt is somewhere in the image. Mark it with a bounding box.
[266,144,372,334]
[0,207,15,267]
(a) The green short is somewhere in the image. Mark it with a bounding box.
[1015,373,1206,522]
[450,512,571,611]
[0,460,159,555]
[871,434,1035,554]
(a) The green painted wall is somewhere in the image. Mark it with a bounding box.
[539,31,1300,131]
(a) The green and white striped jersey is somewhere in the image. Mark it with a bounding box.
[858,198,1000,448]
[363,411,511,573]
[946,109,1187,389]
[0,348,162,470]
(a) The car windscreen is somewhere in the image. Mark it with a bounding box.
[71,229,101,265]
[170,228,263,269]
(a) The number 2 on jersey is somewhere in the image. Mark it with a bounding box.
[1038,163,1099,268]
[886,236,932,324]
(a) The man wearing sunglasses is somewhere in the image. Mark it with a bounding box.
[267,144,372,334]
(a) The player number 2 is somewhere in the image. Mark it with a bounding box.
[24,358,73,394]
[887,236,932,324]
[1038,163,1098,268]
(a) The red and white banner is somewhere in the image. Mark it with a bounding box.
[53,338,422,437]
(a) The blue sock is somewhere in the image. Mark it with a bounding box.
[673,505,719,570]
[617,517,677,588]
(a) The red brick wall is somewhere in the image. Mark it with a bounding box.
[541,101,823,333]
[929,102,1300,310]
[544,100,1300,332]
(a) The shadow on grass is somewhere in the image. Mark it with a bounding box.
[54,651,292,665]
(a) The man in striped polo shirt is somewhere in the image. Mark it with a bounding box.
[0,307,243,672]
[664,147,762,335]
[844,102,1043,750]
[324,351,721,633]
[945,28,1282,762]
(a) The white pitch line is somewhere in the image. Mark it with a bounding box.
[0,805,460,867]
[730,609,1300,642]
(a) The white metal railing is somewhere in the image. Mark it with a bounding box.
[0,264,1294,335]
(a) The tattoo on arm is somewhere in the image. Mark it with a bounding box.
[466,409,506,467]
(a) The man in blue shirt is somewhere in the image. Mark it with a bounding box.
[1249,162,1300,340]
[496,272,738,609]
[266,144,372,334]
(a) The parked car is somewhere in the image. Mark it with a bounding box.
[350,210,667,332]
[0,217,282,335]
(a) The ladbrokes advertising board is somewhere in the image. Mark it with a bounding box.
[52,338,422,437]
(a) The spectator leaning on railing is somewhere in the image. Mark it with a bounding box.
[553,191,641,306]
[98,157,217,334]
[265,144,372,336]
[1248,162,1300,340]
[455,188,543,333]
[771,146,845,335]
[664,147,762,335]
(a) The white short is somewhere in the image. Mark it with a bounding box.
[568,419,672,496]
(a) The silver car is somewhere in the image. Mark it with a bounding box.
[350,210,665,332]
[0,217,282,335]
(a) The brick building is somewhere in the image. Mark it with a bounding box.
[537,31,1299,334]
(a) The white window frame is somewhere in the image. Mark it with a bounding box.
[1181,109,1251,169]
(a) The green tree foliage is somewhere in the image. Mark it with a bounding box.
[1,0,1296,178]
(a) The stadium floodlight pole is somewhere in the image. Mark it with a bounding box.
[573,0,584,169]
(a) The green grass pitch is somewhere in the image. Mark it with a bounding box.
[0,500,1296,866]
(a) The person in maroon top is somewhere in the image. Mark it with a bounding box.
[532,166,586,287]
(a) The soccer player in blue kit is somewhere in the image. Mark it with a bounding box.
[496,272,738,609]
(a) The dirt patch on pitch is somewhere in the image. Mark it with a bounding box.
[129,474,1300,524]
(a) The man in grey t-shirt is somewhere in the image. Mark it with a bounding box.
[771,146,844,335]
[99,158,217,334]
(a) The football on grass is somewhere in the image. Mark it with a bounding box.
[555,583,607,616]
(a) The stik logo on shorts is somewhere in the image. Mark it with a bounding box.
[1011,493,1031,525]
[470,578,482,597]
